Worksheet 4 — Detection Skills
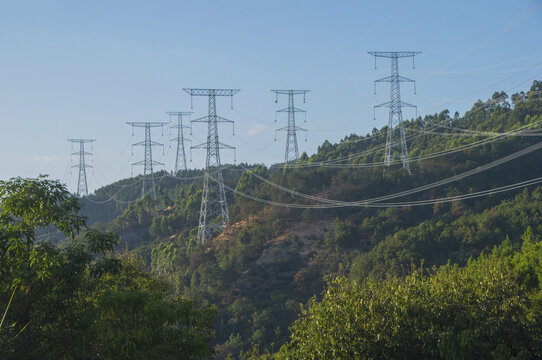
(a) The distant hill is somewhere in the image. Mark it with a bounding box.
[81,81,542,359]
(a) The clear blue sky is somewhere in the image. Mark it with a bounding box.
[1,0,541,193]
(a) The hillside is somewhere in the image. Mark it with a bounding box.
[82,82,542,358]
[273,227,542,359]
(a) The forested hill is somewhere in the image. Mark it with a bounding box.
[80,167,249,226]
[82,81,542,358]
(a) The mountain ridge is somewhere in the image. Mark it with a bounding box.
[79,81,542,358]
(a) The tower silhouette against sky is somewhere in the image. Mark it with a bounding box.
[271,89,310,166]
[67,138,95,197]
[370,51,420,174]
[166,111,192,175]
[127,122,167,200]
[184,88,238,244]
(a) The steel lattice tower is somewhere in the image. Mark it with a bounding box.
[184,88,238,244]
[369,51,420,174]
[166,111,192,175]
[67,138,95,197]
[271,89,310,165]
[127,122,167,200]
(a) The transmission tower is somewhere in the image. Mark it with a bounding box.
[166,111,192,175]
[127,122,167,200]
[369,51,420,175]
[184,88,238,245]
[67,138,95,197]
[271,89,310,165]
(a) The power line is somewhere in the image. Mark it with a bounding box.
[82,137,542,209]
[86,175,145,204]
[236,140,542,206]
[222,174,542,209]
[422,63,542,114]
[291,119,542,169]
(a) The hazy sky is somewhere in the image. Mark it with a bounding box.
[1,0,541,193]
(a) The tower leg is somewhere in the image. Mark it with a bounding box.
[142,124,157,200]
[77,142,88,196]
[400,127,411,175]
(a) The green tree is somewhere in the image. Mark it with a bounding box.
[0,176,215,359]
[276,232,542,359]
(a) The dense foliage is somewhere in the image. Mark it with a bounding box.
[0,177,215,359]
[3,82,541,358]
[131,82,542,358]
[274,228,542,359]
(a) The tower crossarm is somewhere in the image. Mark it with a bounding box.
[126,122,167,128]
[71,151,92,156]
[132,140,164,147]
[67,138,95,143]
[374,101,392,109]
[374,100,417,109]
[218,142,236,150]
[191,142,210,150]
[167,112,192,129]
[270,89,310,95]
[276,126,307,132]
[276,107,306,113]
[368,51,421,58]
[191,142,236,150]
[166,111,193,116]
[170,136,191,142]
[132,160,164,166]
[71,163,93,168]
[170,124,190,130]
[191,115,234,123]
[373,101,417,117]
[375,75,415,83]
[400,101,417,108]
[183,88,240,97]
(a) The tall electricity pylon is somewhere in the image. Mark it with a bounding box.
[166,111,192,175]
[67,138,95,197]
[127,122,167,200]
[184,88,238,244]
[369,51,420,175]
[271,89,310,165]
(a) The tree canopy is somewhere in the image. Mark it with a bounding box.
[0,176,215,359]
[274,229,542,359]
